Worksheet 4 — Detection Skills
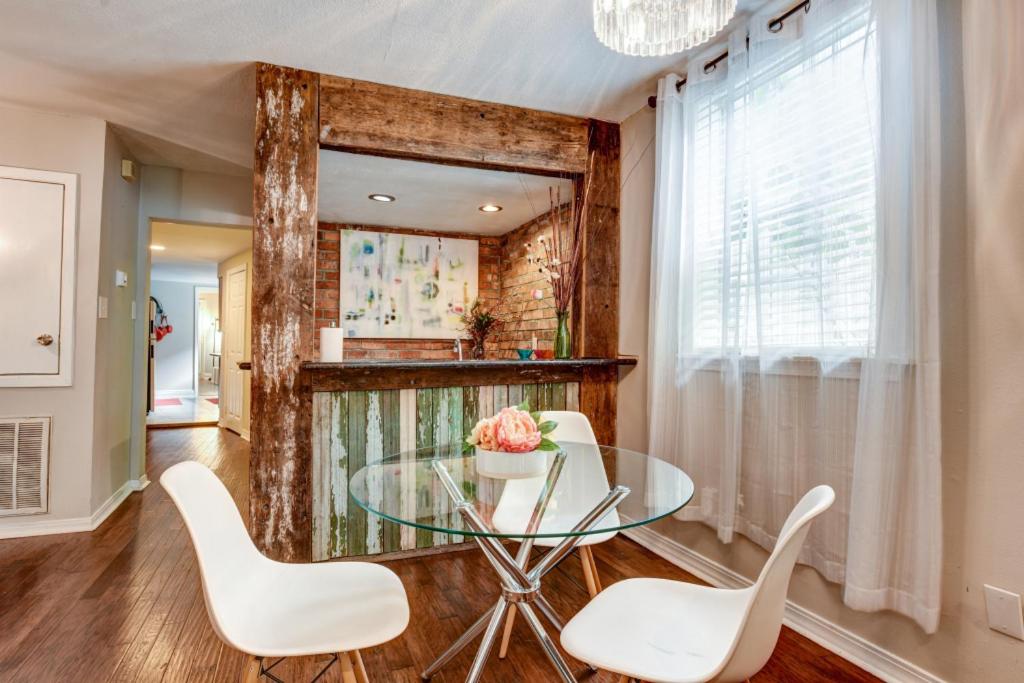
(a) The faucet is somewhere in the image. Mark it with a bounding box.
[454,337,463,362]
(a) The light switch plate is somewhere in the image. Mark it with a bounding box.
[984,584,1024,640]
[97,296,109,319]
[115,270,128,287]
[131,301,137,320]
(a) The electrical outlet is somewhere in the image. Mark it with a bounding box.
[131,301,137,320]
[97,295,109,320]
[984,585,1024,640]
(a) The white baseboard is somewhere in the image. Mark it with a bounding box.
[623,525,945,683]
[0,477,146,539]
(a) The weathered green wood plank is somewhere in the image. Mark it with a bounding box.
[552,382,566,411]
[415,388,435,548]
[327,392,349,559]
[523,383,539,411]
[446,387,464,540]
[311,393,330,561]
[364,391,385,555]
[431,387,451,546]
[493,384,509,411]
[508,384,523,407]
[566,381,580,411]
[381,390,402,553]
[399,388,417,550]
[346,391,368,556]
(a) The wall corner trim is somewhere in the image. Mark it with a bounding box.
[0,477,145,539]
[622,524,946,683]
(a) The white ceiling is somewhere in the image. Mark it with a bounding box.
[319,151,573,235]
[150,221,252,285]
[0,1,768,174]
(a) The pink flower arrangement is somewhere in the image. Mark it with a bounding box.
[465,400,558,453]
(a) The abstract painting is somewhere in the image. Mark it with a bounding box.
[340,229,478,339]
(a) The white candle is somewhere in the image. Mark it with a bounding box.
[320,324,344,362]
[531,335,537,350]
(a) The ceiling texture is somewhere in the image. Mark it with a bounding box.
[319,150,574,235]
[0,1,764,175]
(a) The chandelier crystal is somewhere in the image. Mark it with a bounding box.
[593,0,738,57]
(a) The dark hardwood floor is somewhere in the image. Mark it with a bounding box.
[0,427,878,682]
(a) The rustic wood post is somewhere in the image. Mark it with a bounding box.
[577,119,621,445]
[251,63,319,561]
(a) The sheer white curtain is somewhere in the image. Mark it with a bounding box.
[647,0,942,632]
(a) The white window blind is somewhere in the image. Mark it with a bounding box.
[687,3,878,356]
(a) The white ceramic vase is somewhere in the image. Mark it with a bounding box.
[474,447,549,479]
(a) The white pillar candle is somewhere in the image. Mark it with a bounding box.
[320,324,345,362]
[531,335,538,350]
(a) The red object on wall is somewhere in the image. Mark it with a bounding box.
[154,314,173,341]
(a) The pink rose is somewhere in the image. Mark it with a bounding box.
[495,407,542,453]
[469,416,501,451]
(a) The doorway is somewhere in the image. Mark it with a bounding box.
[144,220,252,432]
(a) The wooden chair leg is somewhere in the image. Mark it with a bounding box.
[580,547,598,598]
[339,651,358,683]
[242,655,262,683]
[352,650,370,683]
[498,604,517,659]
[583,546,603,593]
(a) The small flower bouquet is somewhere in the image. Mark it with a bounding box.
[465,400,558,479]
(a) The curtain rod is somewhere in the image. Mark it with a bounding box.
[646,0,811,109]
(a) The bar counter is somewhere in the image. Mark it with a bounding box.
[300,356,636,392]
[304,356,636,560]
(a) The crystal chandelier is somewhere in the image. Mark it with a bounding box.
[593,0,738,57]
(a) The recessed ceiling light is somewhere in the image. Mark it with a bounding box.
[368,193,396,203]
[150,244,166,251]
[479,204,503,213]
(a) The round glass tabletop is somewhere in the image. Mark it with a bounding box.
[348,442,694,539]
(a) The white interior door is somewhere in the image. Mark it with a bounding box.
[221,264,247,435]
[0,167,77,386]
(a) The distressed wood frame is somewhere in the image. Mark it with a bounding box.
[253,63,620,561]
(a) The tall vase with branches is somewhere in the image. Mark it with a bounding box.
[526,157,599,359]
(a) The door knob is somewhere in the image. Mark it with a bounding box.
[37,334,53,346]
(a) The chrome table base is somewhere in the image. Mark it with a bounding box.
[422,455,629,683]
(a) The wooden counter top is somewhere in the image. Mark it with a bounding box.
[299,357,636,392]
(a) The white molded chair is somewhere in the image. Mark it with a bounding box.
[161,461,409,683]
[490,411,618,658]
[560,485,835,683]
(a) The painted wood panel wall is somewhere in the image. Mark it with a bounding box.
[311,382,579,561]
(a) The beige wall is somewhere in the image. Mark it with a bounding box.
[217,249,253,438]
[616,105,656,453]
[91,125,142,510]
[616,1,1024,680]
[0,105,140,529]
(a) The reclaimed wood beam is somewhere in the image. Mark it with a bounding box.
[251,63,319,562]
[318,75,590,176]
[574,119,621,360]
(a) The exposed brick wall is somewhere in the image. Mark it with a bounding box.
[315,223,502,360]
[493,212,559,357]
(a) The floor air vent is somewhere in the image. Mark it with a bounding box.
[0,417,50,516]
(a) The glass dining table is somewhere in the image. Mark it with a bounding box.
[349,442,695,683]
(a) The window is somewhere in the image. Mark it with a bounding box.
[686,5,878,356]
